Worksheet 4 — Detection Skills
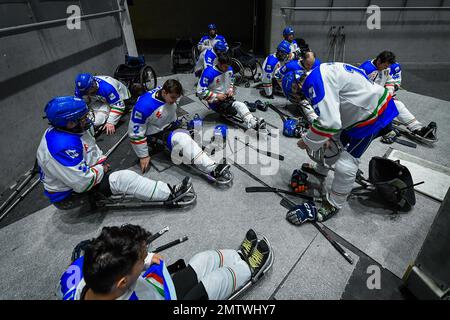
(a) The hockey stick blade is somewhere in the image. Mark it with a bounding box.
[393,137,417,148]
[235,137,284,161]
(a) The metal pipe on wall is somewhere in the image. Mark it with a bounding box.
[281,6,450,12]
[0,9,125,36]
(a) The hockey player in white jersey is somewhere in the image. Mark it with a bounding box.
[75,73,130,135]
[197,23,229,54]
[360,51,437,143]
[194,41,228,78]
[259,40,291,99]
[59,224,272,300]
[36,96,194,210]
[129,79,232,184]
[197,53,265,130]
[281,65,399,224]
[282,26,302,61]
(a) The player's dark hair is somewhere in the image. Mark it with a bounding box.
[82,224,151,294]
[376,51,396,64]
[162,79,184,96]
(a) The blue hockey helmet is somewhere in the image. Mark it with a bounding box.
[214,41,228,53]
[282,70,306,103]
[75,73,94,94]
[44,96,91,129]
[283,26,295,37]
[208,23,217,30]
[213,124,228,140]
[277,40,291,55]
[283,119,302,137]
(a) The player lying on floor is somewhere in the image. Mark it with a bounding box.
[281,64,399,225]
[59,224,272,300]
[360,51,437,143]
[128,79,232,184]
[37,96,193,210]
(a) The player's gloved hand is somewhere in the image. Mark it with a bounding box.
[286,201,318,225]
[140,156,151,173]
[380,130,398,144]
[104,123,116,135]
[290,169,308,193]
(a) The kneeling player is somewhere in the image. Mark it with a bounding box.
[37,96,193,210]
[129,79,232,184]
[59,224,272,300]
[197,53,265,130]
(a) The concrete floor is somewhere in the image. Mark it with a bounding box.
[0,72,449,300]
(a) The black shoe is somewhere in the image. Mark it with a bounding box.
[238,229,258,262]
[413,122,437,141]
[167,176,192,202]
[211,163,231,179]
[248,238,270,277]
[301,163,327,178]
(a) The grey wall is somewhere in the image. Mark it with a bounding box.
[268,0,450,64]
[128,0,254,46]
[0,0,127,192]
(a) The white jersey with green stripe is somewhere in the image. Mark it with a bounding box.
[128,87,178,158]
[36,127,106,202]
[301,62,388,151]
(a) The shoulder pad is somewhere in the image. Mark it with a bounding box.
[359,59,377,75]
[46,128,83,167]
[132,90,164,124]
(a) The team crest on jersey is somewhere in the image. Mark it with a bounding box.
[156,111,162,119]
[134,111,142,120]
[109,93,116,100]
[216,78,220,84]
[84,144,89,152]
[266,65,272,71]
[65,149,79,159]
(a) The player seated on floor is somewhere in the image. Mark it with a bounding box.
[194,41,228,78]
[282,26,303,61]
[360,51,437,143]
[281,65,399,225]
[128,79,232,184]
[259,40,291,99]
[37,96,193,210]
[59,224,271,300]
[74,73,130,135]
[197,23,229,54]
[197,52,265,130]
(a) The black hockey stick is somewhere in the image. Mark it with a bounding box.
[245,186,322,202]
[265,103,288,122]
[154,236,188,252]
[147,226,170,244]
[235,137,285,161]
[280,197,354,265]
[232,162,353,265]
[392,137,417,148]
